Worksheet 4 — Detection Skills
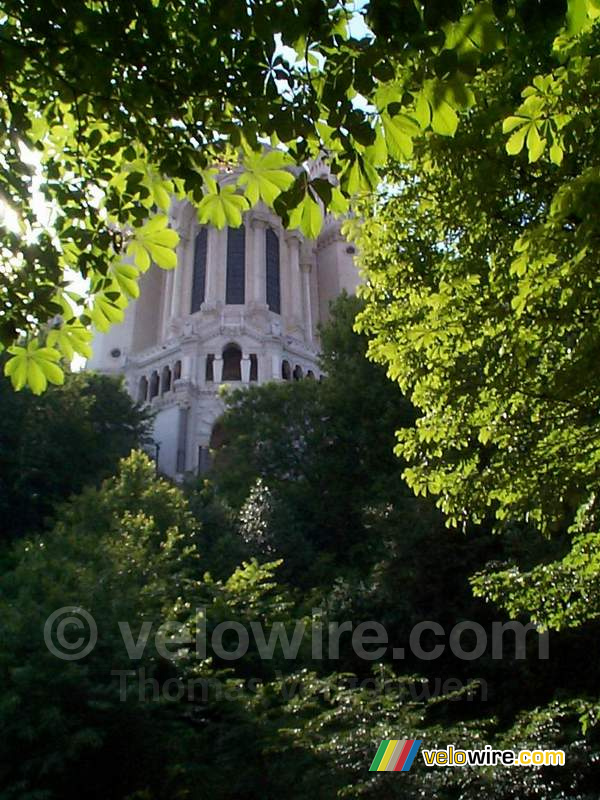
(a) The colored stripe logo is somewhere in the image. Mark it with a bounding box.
[369,739,422,772]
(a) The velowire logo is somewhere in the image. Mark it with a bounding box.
[369,739,422,772]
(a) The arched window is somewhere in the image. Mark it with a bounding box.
[138,375,148,403]
[191,228,208,313]
[266,228,281,314]
[306,370,315,380]
[205,354,215,382]
[149,371,160,399]
[161,365,172,394]
[250,354,258,382]
[226,224,245,304]
[222,344,242,381]
[173,360,182,381]
[293,365,304,381]
[281,360,291,381]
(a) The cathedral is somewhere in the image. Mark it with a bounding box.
[88,170,360,477]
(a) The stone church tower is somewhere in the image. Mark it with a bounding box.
[88,190,359,477]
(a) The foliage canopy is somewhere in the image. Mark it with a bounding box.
[353,2,600,631]
[1,0,596,391]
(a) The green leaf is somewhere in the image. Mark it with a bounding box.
[127,215,179,271]
[109,261,141,298]
[431,100,458,136]
[237,150,295,207]
[506,125,528,155]
[381,112,417,160]
[341,157,374,196]
[502,115,527,134]
[47,324,93,360]
[413,91,432,129]
[526,124,546,162]
[365,126,388,167]
[128,159,175,210]
[329,186,349,215]
[288,193,323,239]
[566,0,591,35]
[197,184,250,229]
[90,293,127,332]
[4,341,64,394]
[549,140,564,165]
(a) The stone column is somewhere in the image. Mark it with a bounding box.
[271,353,281,381]
[284,230,304,334]
[213,355,223,383]
[204,227,217,304]
[300,262,313,343]
[179,337,197,383]
[241,355,251,383]
[162,269,175,339]
[170,231,191,320]
[213,228,227,305]
[251,217,268,306]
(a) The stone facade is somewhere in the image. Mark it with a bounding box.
[88,194,360,477]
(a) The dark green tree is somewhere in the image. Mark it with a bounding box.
[203,294,600,797]
[0,368,150,538]
[0,451,306,800]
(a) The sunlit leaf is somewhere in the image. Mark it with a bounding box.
[4,341,64,394]
[126,215,179,271]
[197,184,250,229]
[238,150,295,207]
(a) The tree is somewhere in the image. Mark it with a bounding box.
[1,1,590,392]
[0,367,150,538]
[352,8,600,631]
[209,294,416,584]
[202,294,600,798]
[3,319,600,799]
[0,450,304,799]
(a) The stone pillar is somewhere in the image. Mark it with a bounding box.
[180,355,191,381]
[213,228,227,304]
[161,270,175,339]
[271,353,281,381]
[170,231,191,320]
[251,217,268,306]
[241,355,251,383]
[204,227,217,304]
[284,230,303,333]
[164,205,178,327]
[213,355,223,383]
[300,262,313,343]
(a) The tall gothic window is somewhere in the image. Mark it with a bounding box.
[205,354,215,382]
[222,344,242,381]
[226,224,245,304]
[149,371,159,399]
[138,375,148,403]
[161,365,172,394]
[191,228,207,313]
[250,354,258,382]
[266,228,281,314]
